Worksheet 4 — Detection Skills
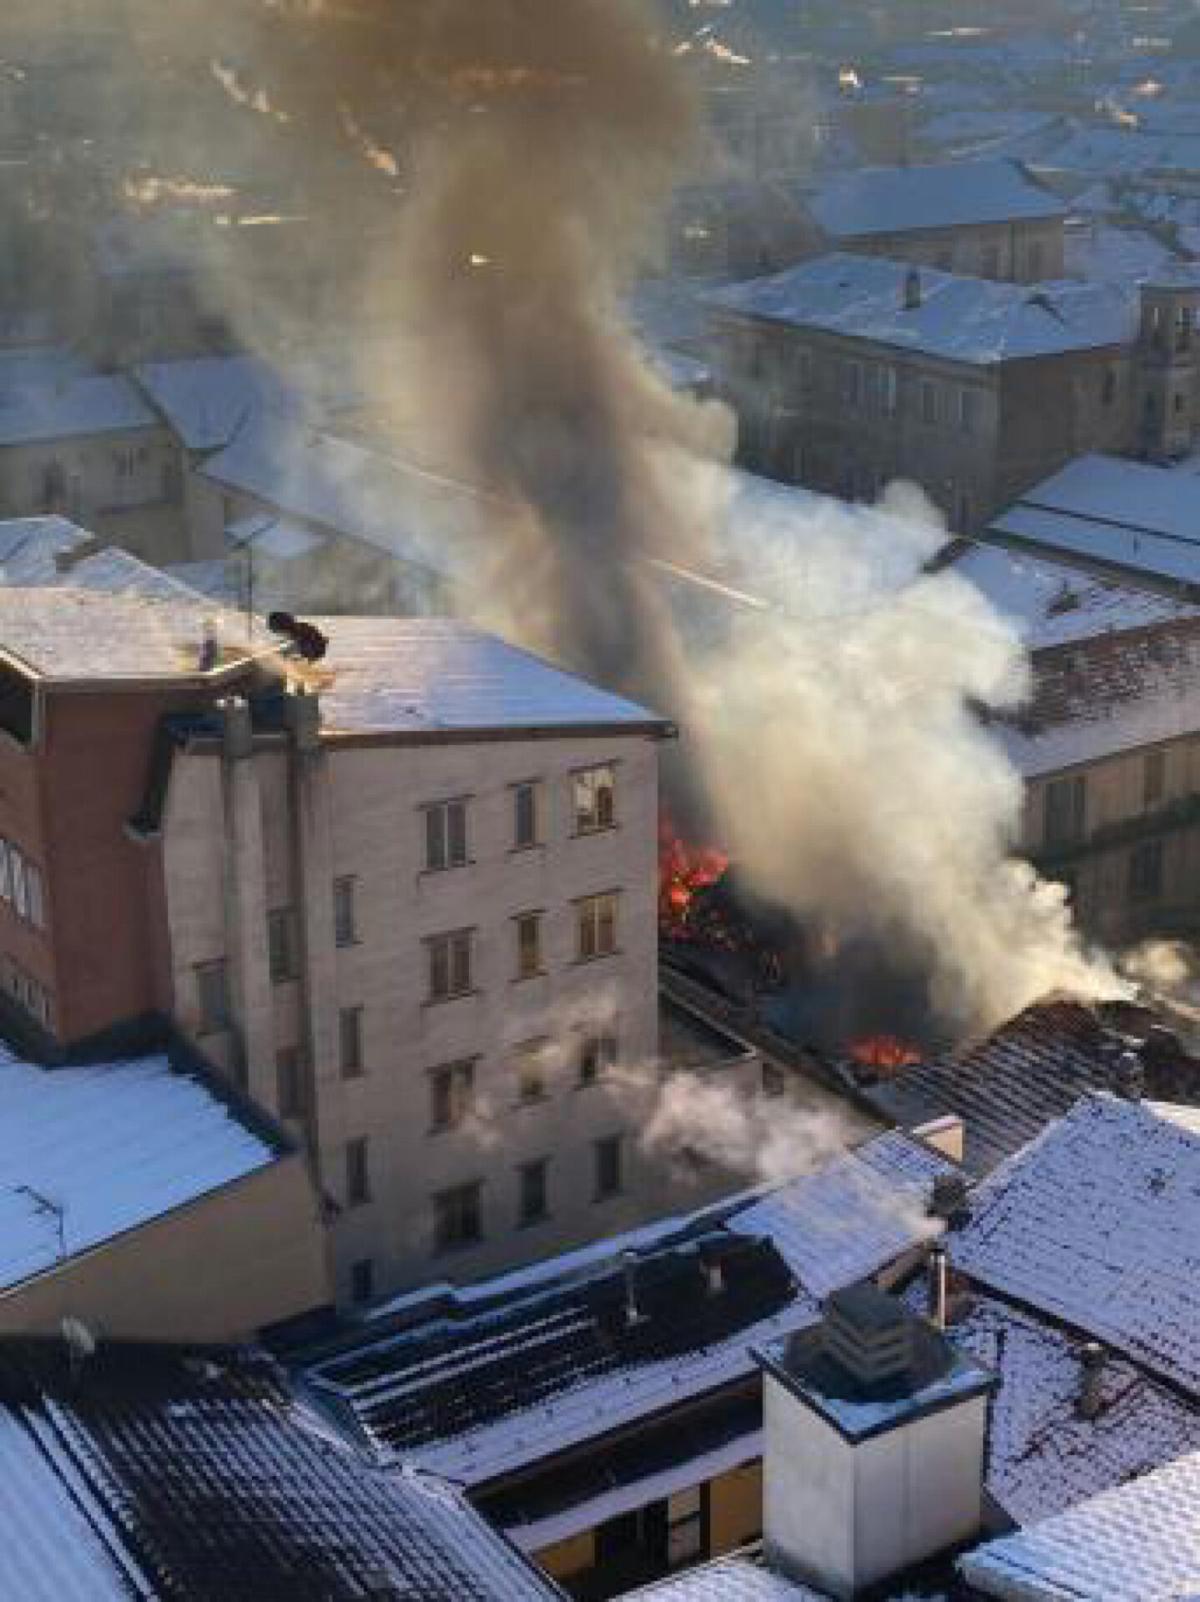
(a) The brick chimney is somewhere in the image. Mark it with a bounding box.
[756,1282,995,1599]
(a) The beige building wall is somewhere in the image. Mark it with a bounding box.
[851,217,1065,283]
[1020,732,1200,945]
[162,716,675,1300]
[0,426,180,527]
[0,1154,331,1342]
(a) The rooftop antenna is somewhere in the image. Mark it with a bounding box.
[15,1183,65,1260]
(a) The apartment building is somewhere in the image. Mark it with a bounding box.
[705,254,1200,533]
[0,586,699,1300]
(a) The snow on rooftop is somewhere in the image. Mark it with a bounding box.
[706,254,1137,366]
[808,158,1064,239]
[0,1045,276,1289]
[961,1448,1200,1600]
[0,586,269,681]
[728,1130,950,1297]
[0,374,158,447]
[1063,220,1180,286]
[902,1287,1200,1525]
[199,411,487,576]
[134,355,301,453]
[950,1095,1200,1396]
[948,541,1200,651]
[629,1557,825,1601]
[312,617,667,737]
[0,1408,139,1601]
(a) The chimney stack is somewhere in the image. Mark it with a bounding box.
[756,1283,995,1600]
[621,1250,646,1328]
[928,1171,970,1226]
[903,267,922,310]
[1113,1049,1145,1102]
[927,1245,948,1331]
[1076,1341,1106,1420]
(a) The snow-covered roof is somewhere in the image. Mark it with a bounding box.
[951,1094,1200,1395]
[903,1287,1200,1525]
[0,1045,278,1292]
[990,617,1200,779]
[945,541,1200,651]
[0,1341,557,1601]
[988,453,1200,593]
[134,355,301,453]
[961,1448,1200,1600]
[311,617,668,738]
[199,411,487,576]
[808,159,1065,239]
[0,374,158,447]
[301,1132,949,1491]
[0,586,270,682]
[0,518,220,603]
[706,255,1137,366]
[629,1557,825,1601]
[0,1408,137,1601]
[1063,220,1179,286]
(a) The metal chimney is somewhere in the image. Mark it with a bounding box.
[621,1249,646,1328]
[1114,1049,1145,1102]
[928,1171,970,1225]
[1077,1341,1106,1420]
[927,1245,948,1331]
[903,267,922,310]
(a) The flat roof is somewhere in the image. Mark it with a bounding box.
[706,253,1137,366]
[310,617,669,739]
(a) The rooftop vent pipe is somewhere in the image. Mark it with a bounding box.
[621,1250,647,1328]
[1076,1341,1106,1420]
[928,1171,970,1225]
[927,1245,948,1332]
[903,267,922,310]
[1114,1049,1145,1102]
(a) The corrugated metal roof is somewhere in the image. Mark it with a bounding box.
[0,1047,277,1291]
[809,158,1065,238]
[0,375,157,446]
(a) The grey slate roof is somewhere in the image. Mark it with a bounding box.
[808,159,1065,239]
[0,374,158,446]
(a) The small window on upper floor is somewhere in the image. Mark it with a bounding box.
[429,1059,475,1132]
[514,911,544,980]
[577,892,619,962]
[574,764,616,834]
[424,797,469,872]
[579,1030,618,1087]
[513,782,540,850]
[345,1137,371,1207]
[594,1134,623,1201]
[433,1180,483,1252]
[196,959,230,1035]
[268,907,298,985]
[426,928,474,1002]
[339,1006,364,1078]
[333,875,358,947]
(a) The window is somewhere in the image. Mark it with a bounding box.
[196,960,230,1034]
[515,1039,550,1104]
[577,892,619,961]
[958,388,977,434]
[0,842,9,902]
[513,782,539,849]
[579,1030,618,1086]
[1129,839,1164,902]
[11,850,27,920]
[429,1059,475,1131]
[1044,775,1086,848]
[350,1259,374,1305]
[517,1158,550,1227]
[514,911,543,979]
[426,929,473,1001]
[594,1135,623,1200]
[667,1486,707,1569]
[345,1137,371,1206]
[920,379,938,426]
[26,864,44,930]
[333,876,357,947]
[277,1047,303,1118]
[267,907,298,984]
[434,1181,483,1252]
[424,798,468,871]
[1144,750,1166,810]
[339,1006,364,1078]
[882,366,898,416]
[843,360,862,408]
[762,1061,786,1097]
[574,764,616,833]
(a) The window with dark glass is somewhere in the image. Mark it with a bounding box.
[429,1059,475,1131]
[594,1134,622,1200]
[577,892,619,961]
[514,782,539,849]
[579,1031,618,1086]
[346,1137,371,1206]
[333,876,358,947]
[514,911,543,979]
[267,907,298,984]
[517,1158,549,1227]
[434,1181,483,1252]
[339,1006,364,1078]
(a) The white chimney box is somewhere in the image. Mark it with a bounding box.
[756,1283,995,1600]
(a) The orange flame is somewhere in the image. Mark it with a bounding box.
[659,815,729,936]
[849,1035,922,1072]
